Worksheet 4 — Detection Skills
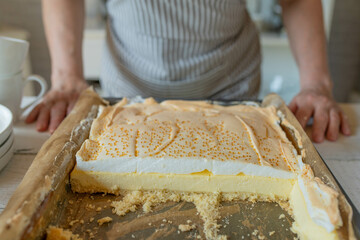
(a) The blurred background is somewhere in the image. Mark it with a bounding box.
[0,0,359,103]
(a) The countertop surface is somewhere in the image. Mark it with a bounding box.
[0,101,359,216]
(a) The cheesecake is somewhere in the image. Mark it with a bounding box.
[70,98,343,239]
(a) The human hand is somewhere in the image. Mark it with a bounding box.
[289,87,351,143]
[25,78,88,133]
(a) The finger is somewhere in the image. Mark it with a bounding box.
[295,105,314,129]
[312,107,329,143]
[288,99,297,114]
[49,101,67,134]
[36,107,51,132]
[67,99,77,115]
[340,111,351,136]
[326,109,340,141]
[25,104,42,123]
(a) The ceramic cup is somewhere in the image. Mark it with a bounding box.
[0,71,47,121]
[0,36,30,77]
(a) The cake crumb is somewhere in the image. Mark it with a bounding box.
[89,217,94,223]
[96,207,102,212]
[252,229,258,236]
[178,224,196,232]
[86,204,95,210]
[69,219,79,226]
[269,231,275,236]
[111,191,230,240]
[279,214,285,219]
[97,216,112,226]
[258,234,265,240]
[79,220,84,224]
[68,200,74,204]
[88,232,95,239]
[46,226,82,240]
[278,201,293,215]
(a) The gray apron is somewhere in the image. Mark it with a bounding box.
[100,0,261,100]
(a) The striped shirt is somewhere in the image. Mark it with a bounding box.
[100,0,261,100]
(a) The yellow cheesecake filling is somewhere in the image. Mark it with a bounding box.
[71,169,295,199]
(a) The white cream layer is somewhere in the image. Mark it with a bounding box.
[75,155,297,179]
[298,176,343,232]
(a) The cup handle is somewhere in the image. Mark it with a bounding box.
[21,74,48,111]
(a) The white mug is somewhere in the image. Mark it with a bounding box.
[0,71,47,121]
[0,36,29,77]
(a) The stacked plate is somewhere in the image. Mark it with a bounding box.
[0,104,14,172]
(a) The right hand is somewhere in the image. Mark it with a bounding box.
[25,77,88,133]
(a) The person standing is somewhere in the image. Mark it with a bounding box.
[26,0,351,143]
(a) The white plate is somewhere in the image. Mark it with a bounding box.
[0,139,14,172]
[0,104,13,145]
[0,131,14,158]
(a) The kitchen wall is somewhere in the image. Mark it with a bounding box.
[328,0,360,102]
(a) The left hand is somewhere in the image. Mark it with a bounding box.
[289,86,351,143]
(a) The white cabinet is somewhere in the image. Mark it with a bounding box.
[82,29,105,80]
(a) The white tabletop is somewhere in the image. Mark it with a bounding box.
[0,101,359,216]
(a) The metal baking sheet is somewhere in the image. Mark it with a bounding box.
[104,97,262,106]
[48,188,296,240]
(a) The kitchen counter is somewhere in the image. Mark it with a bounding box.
[0,101,359,215]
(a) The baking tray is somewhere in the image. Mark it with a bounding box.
[0,89,357,240]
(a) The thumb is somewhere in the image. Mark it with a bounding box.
[288,99,297,113]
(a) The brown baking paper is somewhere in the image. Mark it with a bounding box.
[0,87,107,240]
